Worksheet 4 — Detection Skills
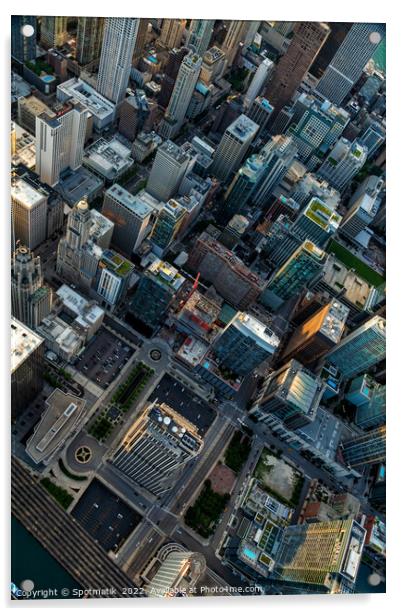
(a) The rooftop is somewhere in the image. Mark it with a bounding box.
[56,166,103,206]
[11,177,46,208]
[176,336,209,367]
[227,114,259,142]
[147,258,185,291]
[322,255,373,310]
[232,313,280,354]
[57,78,116,121]
[26,390,86,465]
[106,184,153,219]
[11,317,44,373]
[304,197,342,230]
[84,138,133,179]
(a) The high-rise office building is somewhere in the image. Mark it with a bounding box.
[102,184,153,256]
[158,47,189,108]
[275,519,366,593]
[264,22,330,120]
[132,18,149,64]
[159,50,202,139]
[244,58,274,109]
[281,300,349,366]
[76,17,104,65]
[252,359,324,429]
[118,90,150,141]
[252,135,298,207]
[127,259,185,334]
[40,16,68,49]
[11,16,37,62]
[317,139,367,192]
[346,374,386,430]
[159,19,186,49]
[247,97,274,136]
[315,23,386,105]
[187,232,265,310]
[11,174,48,250]
[150,199,186,257]
[17,95,56,135]
[96,18,139,104]
[340,175,383,240]
[112,402,203,496]
[325,315,386,379]
[94,248,135,310]
[291,197,342,248]
[56,198,107,291]
[145,547,206,598]
[187,20,215,56]
[212,312,280,377]
[221,20,249,68]
[358,120,386,159]
[11,317,44,420]
[147,141,191,202]
[340,426,386,468]
[287,95,350,167]
[212,114,259,183]
[11,245,53,329]
[35,101,89,186]
[262,240,327,309]
[309,23,353,80]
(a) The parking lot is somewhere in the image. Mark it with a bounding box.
[149,374,216,436]
[76,328,134,390]
[72,478,142,553]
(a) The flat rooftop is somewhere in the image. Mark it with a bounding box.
[147,258,185,291]
[227,114,259,142]
[106,184,153,219]
[26,389,86,465]
[11,318,44,373]
[11,177,46,208]
[176,336,209,367]
[295,406,344,460]
[56,166,103,205]
[322,254,373,309]
[232,312,280,354]
[57,78,115,120]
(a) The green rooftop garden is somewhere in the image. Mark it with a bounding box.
[26,58,55,76]
[328,240,385,288]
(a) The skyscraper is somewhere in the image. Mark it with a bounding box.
[212,312,280,377]
[35,101,89,186]
[150,199,186,257]
[291,197,342,248]
[11,16,37,63]
[76,17,104,65]
[262,241,327,309]
[221,20,249,68]
[212,114,259,183]
[11,317,44,420]
[244,58,274,109]
[112,402,203,496]
[315,23,386,105]
[159,50,202,139]
[252,135,298,207]
[340,426,386,467]
[132,18,149,65]
[187,232,265,310]
[252,359,324,429]
[102,184,153,256]
[280,300,349,366]
[275,519,366,593]
[11,245,53,329]
[40,16,68,49]
[247,97,274,136]
[340,175,383,240]
[96,18,139,104]
[11,174,48,250]
[325,315,386,379]
[264,22,330,120]
[317,138,367,192]
[127,259,185,335]
[187,20,215,56]
[159,19,186,49]
[147,141,191,202]
[158,47,189,108]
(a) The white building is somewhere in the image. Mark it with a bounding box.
[96,18,139,104]
[35,101,89,186]
[160,50,202,139]
[244,57,274,109]
[102,183,153,255]
[318,139,368,192]
[212,114,259,182]
[57,78,116,131]
[11,176,48,250]
[147,141,191,202]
